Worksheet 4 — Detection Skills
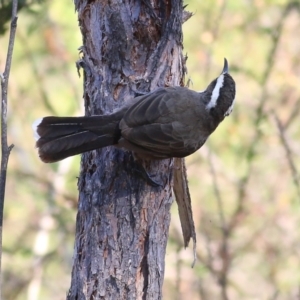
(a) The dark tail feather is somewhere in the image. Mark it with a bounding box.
[33,115,121,163]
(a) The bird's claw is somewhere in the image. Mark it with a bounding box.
[132,162,162,187]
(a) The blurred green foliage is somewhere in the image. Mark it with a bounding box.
[1,0,300,299]
[0,0,46,35]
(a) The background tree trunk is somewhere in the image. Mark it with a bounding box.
[67,0,185,299]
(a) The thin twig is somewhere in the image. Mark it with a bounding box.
[203,0,227,81]
[273,112,300,202]
[207,149,229,300]
[227,4,288,233]
[208,149,226,231]
[0,0,18,298]
[282,97,300,130]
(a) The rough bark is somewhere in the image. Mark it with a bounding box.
[68,1,185,299]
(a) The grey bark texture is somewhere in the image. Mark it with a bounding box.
[67,1,187,299]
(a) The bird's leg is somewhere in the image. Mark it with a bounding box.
[129,154,162,187]
[117,139,162,186]
[132,160,162,187]
[132,89,148,97]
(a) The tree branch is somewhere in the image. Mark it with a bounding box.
[273,112,300,201]
[0,0,18,297]
[207,149,229,300]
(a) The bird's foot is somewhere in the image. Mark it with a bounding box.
[132,161,162,187]
[131,89,149,97]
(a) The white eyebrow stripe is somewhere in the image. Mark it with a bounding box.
[206,74,224,110]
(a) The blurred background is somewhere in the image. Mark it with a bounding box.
[1,0,300,299]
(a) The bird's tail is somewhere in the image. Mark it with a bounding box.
[33,114,122,163]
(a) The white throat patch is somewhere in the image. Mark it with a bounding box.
[224,99,235,116]
[206,74,224,110]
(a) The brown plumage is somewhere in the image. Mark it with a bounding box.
[33,59,235,163]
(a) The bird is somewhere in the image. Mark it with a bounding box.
[33,58,235,163]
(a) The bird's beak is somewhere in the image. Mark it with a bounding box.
[221,58,229,74]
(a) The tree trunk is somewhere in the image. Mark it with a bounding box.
[68,1,185,299]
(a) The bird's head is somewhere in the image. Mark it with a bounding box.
[204,59,236,120]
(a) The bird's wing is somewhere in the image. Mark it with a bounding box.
[120,88,207,158]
